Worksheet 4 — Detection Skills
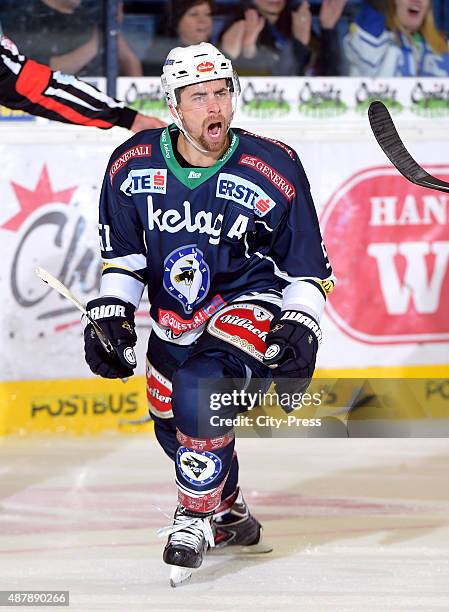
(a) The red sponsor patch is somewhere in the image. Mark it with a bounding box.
[109,145,152,183]
[321,164,449,344]
[146,360,173,418]
[255,198,272,214]
[207,303,274,361]
[176,430,234,451]
[158,295,226,333]
[239,154,296,201]
[154,171,165,186]
[178,480,226,513]
[197,61,215,73]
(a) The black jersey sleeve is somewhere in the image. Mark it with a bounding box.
[258,154,333,286]
[249,146,335,316]
[97,152,148,307]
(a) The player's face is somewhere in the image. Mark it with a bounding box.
[177,2,213,45]
[177,79,233,154]
[395,0,429,32]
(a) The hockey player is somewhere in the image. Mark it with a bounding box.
[0,34,165,131]
[83,42,334,585]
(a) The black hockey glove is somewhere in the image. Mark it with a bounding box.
[263,310,322,411]
[83,297,137,379]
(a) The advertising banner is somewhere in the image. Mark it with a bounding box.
[116,76,449,124]
[0,142,151,382]
[0,76,448,433]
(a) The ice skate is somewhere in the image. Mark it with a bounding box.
[158,505,215,587]
[212,488,273,554]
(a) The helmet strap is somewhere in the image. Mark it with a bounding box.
[169,94,238,158]
[168,104,209,154]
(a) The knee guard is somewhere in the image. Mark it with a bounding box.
[175,428,236,514]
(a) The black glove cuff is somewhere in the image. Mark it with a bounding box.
[280,311,322,345]
[86,296,135,324]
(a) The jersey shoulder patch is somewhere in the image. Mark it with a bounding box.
[235,128,298,162]
[108,129,164,185]
[233,129,302,203]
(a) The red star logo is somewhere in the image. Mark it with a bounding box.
[1,165,76,232]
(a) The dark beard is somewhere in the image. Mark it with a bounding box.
[198,115,229,153]
[197,133,228,153]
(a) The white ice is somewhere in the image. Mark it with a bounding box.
[1,435,449,611]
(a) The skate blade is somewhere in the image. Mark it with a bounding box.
[211,537,273,555]
[169,565,194,588]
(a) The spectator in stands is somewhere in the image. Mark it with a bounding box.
[117,1,144,76]
[143,0,215,76]
[166,0,214,45]
[219,0,347,76]
[2,0,142,77]
[344,0,449,76]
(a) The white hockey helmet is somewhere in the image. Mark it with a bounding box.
[161,42,240,134]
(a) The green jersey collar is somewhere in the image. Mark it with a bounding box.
[160,124,239,189]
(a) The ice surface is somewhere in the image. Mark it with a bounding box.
[1,435,448,611]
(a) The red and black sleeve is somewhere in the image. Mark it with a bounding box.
[0,35,137,129]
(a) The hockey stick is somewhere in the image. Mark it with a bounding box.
[368,101,449,193]
[35,266,127,382]
[118,413,152,426]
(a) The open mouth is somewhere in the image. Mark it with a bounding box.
[207,121,223,140]
[407,3,422,16]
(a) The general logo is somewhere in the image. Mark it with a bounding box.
[109,145,152,183]
[238,154,296,201]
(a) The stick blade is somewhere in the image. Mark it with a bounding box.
[368,101,449,193]
[368,101,428,184]
[35,266,85,310]
[34,266,127,382]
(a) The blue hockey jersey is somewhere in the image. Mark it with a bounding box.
[98,125,334,343]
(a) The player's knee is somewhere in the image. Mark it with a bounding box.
[171,351,244,437]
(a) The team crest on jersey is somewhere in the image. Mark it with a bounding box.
[163,246,210,314]
[177,447,222,485]
[120,168,167,195]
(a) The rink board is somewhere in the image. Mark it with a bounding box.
[0,76,448,435]
[1,364,449,436]
[0,375,151,436]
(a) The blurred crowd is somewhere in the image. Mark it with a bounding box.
[0,0,448,78]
